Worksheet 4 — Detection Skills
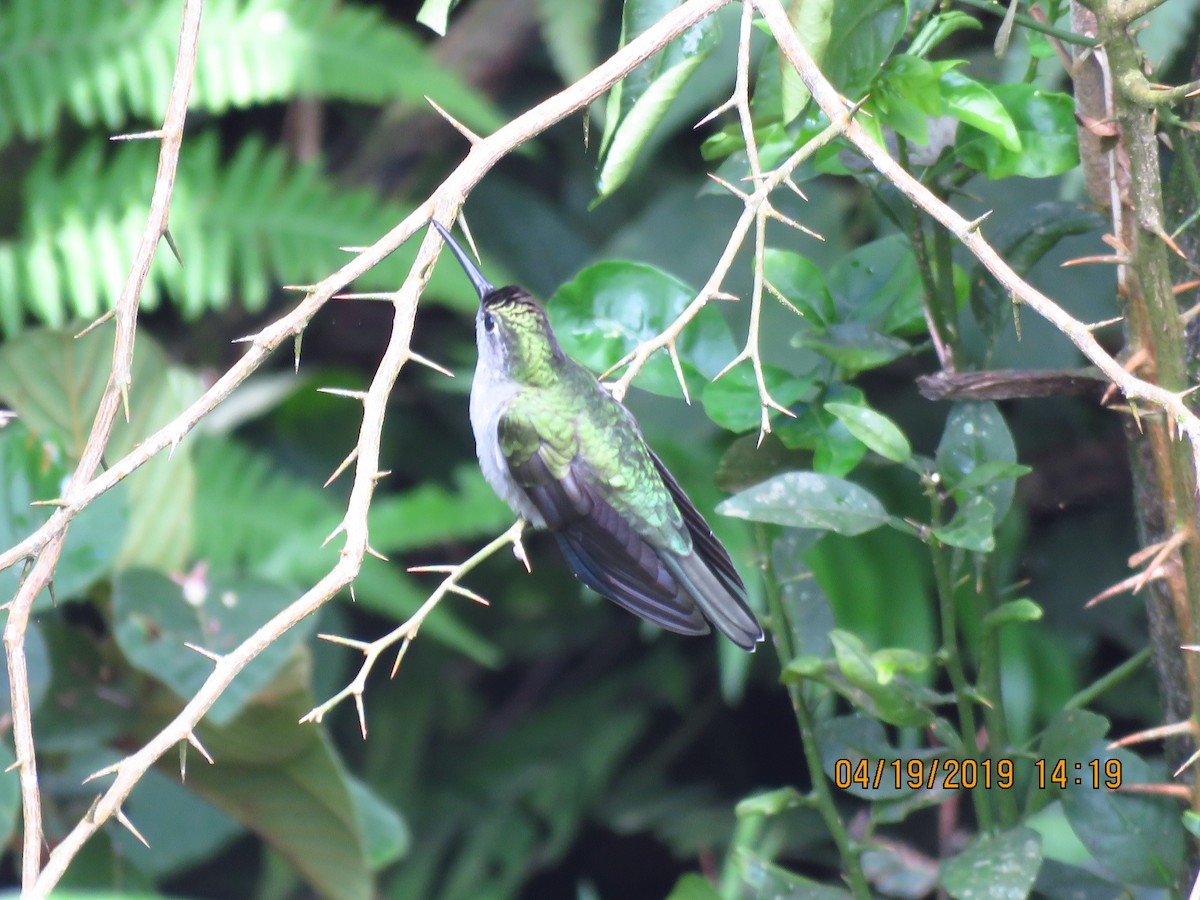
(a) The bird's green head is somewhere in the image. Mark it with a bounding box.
[432,221,562,385]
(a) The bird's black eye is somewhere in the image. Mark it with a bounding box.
[482,311,496,333]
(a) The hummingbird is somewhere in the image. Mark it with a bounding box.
[432,221,763,650]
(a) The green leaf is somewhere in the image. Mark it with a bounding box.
[702,365,814,433]
[1061,749,1184,886]
[936,402,1018,522]
[665,873,724,900]
[0,422,128,606]
[825,401,911,463]
[939,828,1042,899]
[347,775,409,870]
[821,0,907,100]
[908,10,983,58]
[826,234,926,335]
[870,55,942,146]
[956,84,1078,179]
[952,460,1031,494]
[793,323,912,374]
[718,471,889,535]
[596,3,718,199]
[813,715,942,800]
[982,598,1043,630]
[735,786,807,817]
[825,631,935,727]
[937,68,1021,152]
[177,659,374,900]
[113,569,315,725]
[1036,709,1111,798]
[550,261,736,398]
[932,495,996,552]
[780,0,834,122]
[763,248,836,324]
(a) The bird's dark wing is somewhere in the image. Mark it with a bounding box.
[498,407,710,636]
[647,449,763,649]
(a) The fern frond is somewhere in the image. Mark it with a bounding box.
[0,0,501,146]
[0,133,484,332]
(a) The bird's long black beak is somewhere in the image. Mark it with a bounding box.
[431,221,494,301]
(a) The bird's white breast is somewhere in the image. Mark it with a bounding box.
[470,360,546,527]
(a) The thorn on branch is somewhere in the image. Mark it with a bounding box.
[282,284,316,294]
[963,210,993,233]
[324,448,359,488]
[316,387,370,401]
[115,807,151,847]
[162,227,183,266]
[409,351,456,378]
[183,642,223,664]
[75,309,116,339]
[334,292,396,301]
[110,129,165,142]
[321,522,346,548]
[390,638,413,678]
[426,96,481,144]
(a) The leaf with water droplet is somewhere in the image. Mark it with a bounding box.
[718,471,889,535]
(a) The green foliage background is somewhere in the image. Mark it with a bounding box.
[1,0,1199,897]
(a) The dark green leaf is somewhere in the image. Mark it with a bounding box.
[736,850,853,899]
[956,84,1078,179]
[813,715,942,800]
[113,569,314,726]
[347,775,409,870]
[1062,749,1184,886]
[870,55,942,146]
[665,873,724,900]
[932,495,996,552]
[939,827,1042,899]
[826,234,926,335]
[908,10,983,58]
[550,261,736,398]
[0,743,18,851]
[936,402,1018,522]
[718,471,889,535]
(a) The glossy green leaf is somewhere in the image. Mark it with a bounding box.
[718,471,889,535]
[870,55,942,146]
[932,494,995,552]
[936,402,1018,523]
[813,715,941,801]
[763,248,836,324]
[702,365,814,433]
[939,828,1041,899]
[827,631,936,727]
[415,0,457,35]
[1062,749,1184,887]
[736,851,853,899]
[938,68,1021,152]
[550,261,736,398]
[825,401,911,463]
[113,569,314,725]
[1036,710,1111,798]
[956,84,1078,179]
